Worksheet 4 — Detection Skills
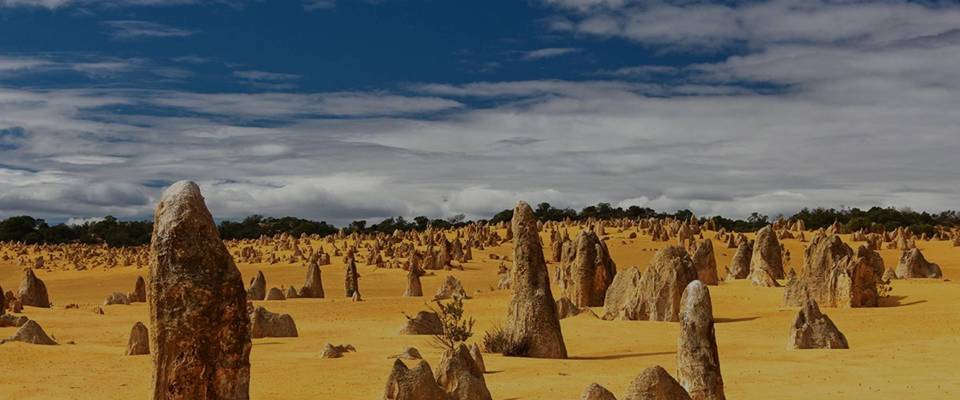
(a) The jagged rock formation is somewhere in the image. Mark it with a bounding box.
[784,234,879,308]
[17,268,50,308]
[3,320,57,345]
[299,261,325,298]
[749,226,784,284]
[246,271,266,301]
[399,310,443,335]
[384,359,449,400]
[104,292,131,306]
[130,276,147,302]
[724,241,752,281]
[894,248,943,279]
[434,275,469,301]
[434,343,492,400]
[126,321,150,355]
[581,383,617,400]
[690,239,719,285]
[504,201,567,358]
[788,300,848,349]
[623,365,691,400]
[677,281,724,400]
[404,265,424,297]
[560,230,617,307]
[148,181,251,400]
[604,246,697,322]
[320,343,356,358]
[250,306,298,338]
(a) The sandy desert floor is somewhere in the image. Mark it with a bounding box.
[1,228,958,399]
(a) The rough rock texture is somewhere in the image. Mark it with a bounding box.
[556,296,582,319]
[504,201,567,358]
[298,261,325,298]
[404,266,424,297]
[130,276,147,303]
[265,287,285,301]
[384,359,450,400]
[784,234,879,308]
[788,300,848,349]
[320,343,356,358]
[604,246,697,322]
[690,239,719,285]
[602,266,641,319]
[0,313,28,328]
[399,311,443,335]
[126,321,150,355]
[561,230,617,307]
[246,271,266,301]
[3,320,57,345]
[17,268,50,308]
[434,343,492,400]
[104,292,131,306]
[677,281,724,400]
[581,383,617,400]
[285,287,299,299]
[895,248,943,279]
[434,275,469,301]
[623,365,692,400]
[345,257,360,298]
[749,226,785,281]
[148,181,251,400]
[724,241,752,281]
[250,306,298,338]
[469,343,486,374]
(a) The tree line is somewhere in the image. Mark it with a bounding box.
[1,203,957,248]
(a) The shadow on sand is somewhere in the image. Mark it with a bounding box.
[879,295,927,307]
[715,316,760,323]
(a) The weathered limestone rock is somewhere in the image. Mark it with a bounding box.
[148,181,251,400]
[3,320,57,345]
[298,261,325,298]
[749,226,784,281]
[894,248,943,279]
[285,286,299,299]
[17,268,50,308]
[250,306,298,338]
[130,276,147,302]
[126,321,150,355]
[784,234,879,308]
[562,230,617,307]
[404,266,424,297]
[320,343,356,358]
[690,239,719,285]
[434,275,469,301]
[384,359,449,400]
[246,271,266,301]
[434,343,492,400]
[724,241,752,281]
[104,292,131,306]
[677,281,724,400]
[556,296,582,319]
[265,287,285,300]
[399,310,443,335]
[345,257,360,298]
[788,300,848,349]
[604,246,697,322]
[504,201,567,358]
[623,365,691,400]
[0,313,28,328]
[469,343,486,374]
[581,383,617,400]
[602,266,641,319]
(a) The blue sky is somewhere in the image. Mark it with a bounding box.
[1,0,959,225]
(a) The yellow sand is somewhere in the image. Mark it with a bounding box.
[1,230,958,399]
